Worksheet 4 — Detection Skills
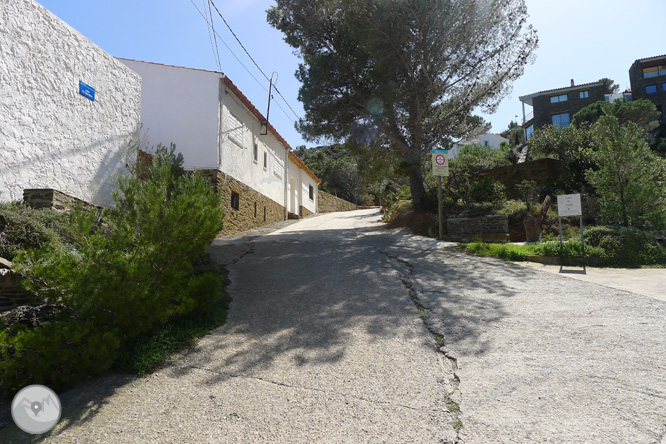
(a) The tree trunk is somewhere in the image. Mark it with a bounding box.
[407,148,426,212]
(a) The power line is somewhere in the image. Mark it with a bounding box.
[188,0,299,125]
[208,0,302,121]
[205,0,222,72]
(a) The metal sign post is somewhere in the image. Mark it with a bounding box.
[432,150,449,240]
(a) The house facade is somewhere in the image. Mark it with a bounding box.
[629,54,666,119]
[449,134,509,160]
[0,0,141,207]
[519,80,607,140]
[118,59,320,235]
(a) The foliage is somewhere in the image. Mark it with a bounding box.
[528,124,596,193]
[268,0,538,211]
[443,144,508,207]
[0,319,120,395]
[586,117,666,228]
[572,99,660,145]
[584,226,666,267]
[3,146,225,395]
[0,202,77,261]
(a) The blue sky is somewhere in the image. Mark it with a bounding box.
[37,0,666,148]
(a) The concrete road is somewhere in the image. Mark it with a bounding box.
[2,209,665,443]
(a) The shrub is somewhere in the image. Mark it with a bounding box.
[585,225,666,267]
[3,146,225,394]
[0,202,76,261]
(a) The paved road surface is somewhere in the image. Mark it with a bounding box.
[1,209,665,443]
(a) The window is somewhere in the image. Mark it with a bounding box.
[309,185,314,201]
[231,192,240,210]
[643,65,666,79]
[525,124,534,140]
[253,143,258,162]
[646,84,658,94]
[228,112,243,146]
[550,94,568,103]
[663,83,666,93]
[254,202,257,218]
[263,152,268,170]
[483,141,489,147]
[552,113,570,128]
[263,206,266,222]
[579,90,589,99]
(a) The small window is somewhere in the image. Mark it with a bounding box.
[228,112,243,147]
[484,141,489,147]
[550,94,568,103]
[552,112,570,128]
[263,206,266,222]
[309,185,314,201]
[254,202,257,218]
[253,143,258,162]
[579,90,589,99]
[263,152,268,169]
[231,192,240,210]
[646,84,657,94]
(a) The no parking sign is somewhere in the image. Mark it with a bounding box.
[432,149,449,176]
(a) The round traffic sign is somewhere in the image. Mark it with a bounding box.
[435,154,446,165]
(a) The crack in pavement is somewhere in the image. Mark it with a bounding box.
[183,364,427,413]
[377,247,464,442]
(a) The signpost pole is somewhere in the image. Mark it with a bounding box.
[438,176,443,240]
[580,215,585,263]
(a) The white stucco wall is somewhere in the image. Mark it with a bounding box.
[119,60,219,170]
[0,0,141,207]
[220,86,289,207]
[450,134,509,159]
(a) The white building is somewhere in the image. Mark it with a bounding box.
[449,134,509,160]
[118,60,320,234]
[0,0,141,207]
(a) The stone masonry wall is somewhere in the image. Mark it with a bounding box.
[23,189,101,211]
[300,206,315,218]
[200,169,285,236]
[447,215,509,243]
[0,269,29,314]
[318,191,357,213]
[479,158,565,199]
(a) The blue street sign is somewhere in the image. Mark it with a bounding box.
[79,81,95,101]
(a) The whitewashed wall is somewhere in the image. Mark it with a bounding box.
[220,86,289,207]
[119,60,219,170]
[0,0,141,207]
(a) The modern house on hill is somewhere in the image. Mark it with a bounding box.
[630,54,666,120]
[118,59,320,235]
[519,80,607,140]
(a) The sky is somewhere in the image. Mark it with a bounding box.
[36,0,666,148]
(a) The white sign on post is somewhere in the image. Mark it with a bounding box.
[432,149,449,176]
[557,194,582,217]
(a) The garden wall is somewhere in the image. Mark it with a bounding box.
[480,158,564,199]
[447,215,509,243]
[318,191,357,213]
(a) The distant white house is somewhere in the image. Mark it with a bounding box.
[449,134,509,160]
[0,0,141,207]
[118,59,320,234]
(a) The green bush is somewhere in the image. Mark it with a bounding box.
[584,225,666,267]
[3,146,225,394]
[0,202,76,261]
[0,319,120,396]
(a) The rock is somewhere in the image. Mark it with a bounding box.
[0,257,12,270]
[0,304,70,335]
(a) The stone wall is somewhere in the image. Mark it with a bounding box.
[300,206,315,218]
[446,215,509,243]
[0,268,29,314]
[23,189,101,211]
[318,191,357,213]
[200,169,286,236]
[479,158,565,199]
[0,0,141,207]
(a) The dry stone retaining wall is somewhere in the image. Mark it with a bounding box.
[318,191,357,213]
[0,269,29,314]
[479,158,564,199]
[447,215,509,243]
